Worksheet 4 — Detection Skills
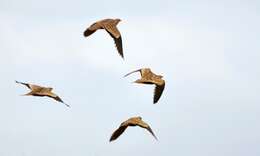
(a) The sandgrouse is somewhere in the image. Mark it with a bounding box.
[16,81,69,107]
[83,18,124,59]
[110,116,157,142]
[124,68,165,104]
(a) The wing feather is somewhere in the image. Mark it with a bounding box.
[124,69,142,77]
[154,82,165,104]
[103,23,121,38]
[105,28,123,59]
[45,92,70,107]
[137,119,158,140]
[145,126,158,140]
[83,22,101,37]
[15,80,43,91]
[110,125,128,142]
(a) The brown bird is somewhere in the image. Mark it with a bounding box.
[124,68,165,104]
[83,18,124,59]
[15,81,70,107]
[110,116,157,142]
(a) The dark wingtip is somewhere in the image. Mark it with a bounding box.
[64,103,70,108]
[147,126,158,141]
[109,137,114,142]
[83,29,94,37]
[123,69,141,78]
[153,135,158,141]
[83,30,87,37]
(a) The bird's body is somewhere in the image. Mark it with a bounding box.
[83,18,124,59]
[124,68,165,104]
[15,81,69,107]
[110,116,157,142]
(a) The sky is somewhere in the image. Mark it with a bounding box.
[0,0,260,155]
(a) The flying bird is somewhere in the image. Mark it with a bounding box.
[83,18,124,59]
[110,116,157,142]
[15,81,70,107]
[124,68,165,104]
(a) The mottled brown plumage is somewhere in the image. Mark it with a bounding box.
[15,81,69,107]
[83,18,124,59]
[124,68,165,104]
[110,116,157,142]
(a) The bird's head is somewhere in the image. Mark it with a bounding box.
[47,87,53,91]
[115,18,121,24]
[137,116,142,120]
[158,75,163,78]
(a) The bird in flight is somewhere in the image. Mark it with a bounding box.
[110,116,157,142]
[83,18,124,59]
[124,68,165,104]
[15,81,70,107]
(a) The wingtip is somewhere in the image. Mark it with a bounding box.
[153,101,158,104]
[124,69,141,78]
[123,73,131,78]
[83,30,88,37]
[153,135,158,141]
[153,97,160,104]
[62,102,70,108]
[109,138,114,142]
[120,54,124,60]
[65,103,70,108]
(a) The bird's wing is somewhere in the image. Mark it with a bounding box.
[124,69,142,77]
[145,126,158,140]
[153,80,165,104]
[110,124,128,142]
[103,24,123,58]
[15,80,31,89]
[103,22,121,38]
[15,80,42,91]
[137,120,158,140]
[83,22,102,37]
[111,34,123,59]
[45,91,70,107]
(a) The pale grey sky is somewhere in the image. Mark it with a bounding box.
[0,0,259,156]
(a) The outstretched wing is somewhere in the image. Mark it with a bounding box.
[15,80,43,91]
[111,34,123,59]
[103,23,123,59]
[53,96,70,107]
[124,69,142,77]
[45,92,70,107]
[83,22,102,37]
[110,125,128,142]
[137,119,158,140]
[103,22,121,38]
[145,126,158,140]
[153,82,165,104]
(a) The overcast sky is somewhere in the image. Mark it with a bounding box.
[0,0,260,156]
